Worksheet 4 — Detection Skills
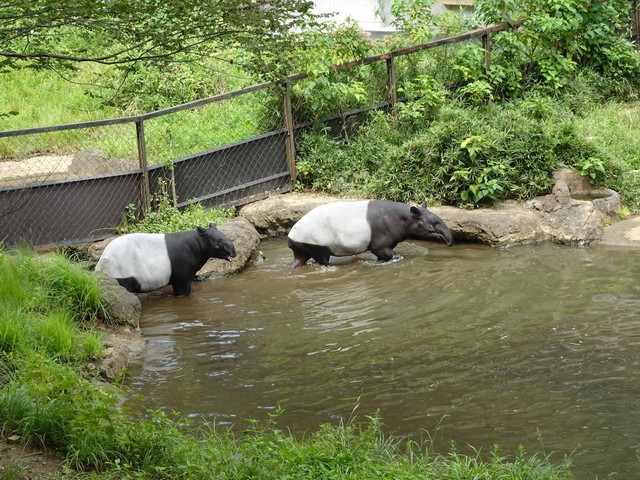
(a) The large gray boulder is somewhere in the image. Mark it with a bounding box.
[432,203,544,246]
[197,216,261,279]
[525,169,620,245]
[96,272,141,329]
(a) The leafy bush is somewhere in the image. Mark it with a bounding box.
[473,0,640,95]
[267,20,386,124]
[117,182,235,234]
[297,90,612,207]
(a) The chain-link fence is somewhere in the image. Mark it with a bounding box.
[0,83,294,248]
[0,21,519,249]
[0,120,142,247]
[143,85,293,209]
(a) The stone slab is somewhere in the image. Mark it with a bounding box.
[600,215,640,247]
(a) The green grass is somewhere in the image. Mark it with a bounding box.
[1,369,574,479]
[0,67,119,131]
[0,248,104,361]
[0,59,272,164]
[0,462,25,480]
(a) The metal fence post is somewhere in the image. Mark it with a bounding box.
[482,33,491,74]
[386,55,398,115]
[635,0,640,49]
[136,119,151,213]
[283,81,297,184]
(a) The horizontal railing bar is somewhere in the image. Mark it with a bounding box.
[176,171,290,207]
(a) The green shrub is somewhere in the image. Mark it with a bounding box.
[474,0,640,92]
[117,189,235,235]
[297,93,606,207]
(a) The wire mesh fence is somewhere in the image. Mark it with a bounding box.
[142,85,290,209]
[0,83,294,248]
[0,122,142,247]
[0,21,520,249]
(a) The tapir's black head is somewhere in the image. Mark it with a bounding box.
[197,222,237,261]
[408,204,454,246]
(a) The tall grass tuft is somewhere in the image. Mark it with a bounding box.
[0,248,104,362]
[21,253,105,321]
[0,306,29,355]
[33,311,77,362]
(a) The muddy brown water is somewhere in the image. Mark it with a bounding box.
[127,238,640,479]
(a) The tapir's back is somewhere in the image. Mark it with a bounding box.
[288,201,372,256]
[96,233,171,292]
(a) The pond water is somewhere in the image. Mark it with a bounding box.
[127,238,640,479]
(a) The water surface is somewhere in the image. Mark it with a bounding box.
[127,239,640,479]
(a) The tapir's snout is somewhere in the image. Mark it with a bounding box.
[435,223,454,246]
[226,246,237,261]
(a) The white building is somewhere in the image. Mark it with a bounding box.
[312,0,473,37]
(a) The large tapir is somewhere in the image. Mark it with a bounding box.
[96,222,236,296]
[287,200,453,268]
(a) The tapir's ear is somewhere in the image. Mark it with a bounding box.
[410,205,420,216]
[209,221,217,229]
[421,200,427,208]
[197,226,206,235]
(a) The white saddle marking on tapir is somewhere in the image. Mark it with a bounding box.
[96,233,171,291]
[288,201,372,256]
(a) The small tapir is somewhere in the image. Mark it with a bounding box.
[287,200,453,268]
[96,222,236,296]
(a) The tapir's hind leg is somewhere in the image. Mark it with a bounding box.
[288,239,331,268]
[288,239,312,268]
[116,277,143,293]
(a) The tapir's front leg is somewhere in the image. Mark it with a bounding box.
[370,246,396,262]
[171,280,192,297]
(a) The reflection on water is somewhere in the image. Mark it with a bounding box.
[127,239,640,479]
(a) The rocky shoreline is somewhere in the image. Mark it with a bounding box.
[88,168,637,380]
[240,169,621,245]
